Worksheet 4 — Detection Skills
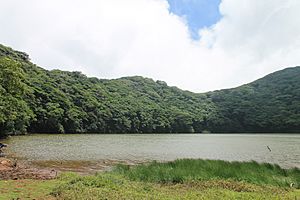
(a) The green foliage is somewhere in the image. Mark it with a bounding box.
[0,43,299,134]
[114,159,300,188]
[208,68,300,132]
[0,179,59,200]
[1,164,299,199]
[51,172,300,200]
[0,57,33,136]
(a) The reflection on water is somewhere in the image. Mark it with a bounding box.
[4,134,300,169]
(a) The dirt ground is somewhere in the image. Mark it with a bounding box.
[0,157,57,180]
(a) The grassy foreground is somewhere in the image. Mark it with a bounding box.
[0,159,299,200]
[114,159,300,187]
[0,179,59,200]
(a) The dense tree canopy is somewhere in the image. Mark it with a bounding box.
[0,57,33,136]
[0,44,299,136]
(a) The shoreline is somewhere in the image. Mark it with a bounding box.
[0,156,145,180]
[0,157,299,199]
[0,157,57,180]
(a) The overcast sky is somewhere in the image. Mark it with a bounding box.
[0,0,300,92]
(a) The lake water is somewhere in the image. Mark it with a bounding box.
[4,134,300,169]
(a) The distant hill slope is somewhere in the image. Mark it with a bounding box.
[0,44,299,135]
[208,67,300,132]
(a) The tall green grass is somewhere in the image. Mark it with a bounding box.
[50,160,300,199]
[51,173,300,200]
[114,159,300,188]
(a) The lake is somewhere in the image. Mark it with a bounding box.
[4,134,300,170]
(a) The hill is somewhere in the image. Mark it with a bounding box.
[0,44,299,135]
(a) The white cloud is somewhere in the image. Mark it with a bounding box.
[0,0,299,92]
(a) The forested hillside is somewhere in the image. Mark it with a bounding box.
[0,44,299,136]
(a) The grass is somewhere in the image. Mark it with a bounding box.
[0,159,299,199]
[50,173,300,200]
[114,159,300,188]
[0,179,59,200]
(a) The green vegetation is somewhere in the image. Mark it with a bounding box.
[51,173,300,200]
[0,43,299,136]
[114,159,300,188]
[0,159,299,199]
[0,179,59,200]
[50,159,300,199]
[0,57,33,136]
[2,175,299,200]
[207,68,300,132]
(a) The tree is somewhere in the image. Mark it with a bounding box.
[0,57,33,136]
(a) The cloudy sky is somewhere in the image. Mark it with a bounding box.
[0,0,299,92]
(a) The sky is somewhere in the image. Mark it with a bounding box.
[0,0,300,92]
[168,0,221,39]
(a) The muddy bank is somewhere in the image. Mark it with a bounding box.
[0,156,143,180]
[0,157,57,180]
[30,159,139,174]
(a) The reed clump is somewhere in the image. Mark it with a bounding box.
[114,159,300,188]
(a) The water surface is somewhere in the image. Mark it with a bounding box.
[5,134,300,169]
